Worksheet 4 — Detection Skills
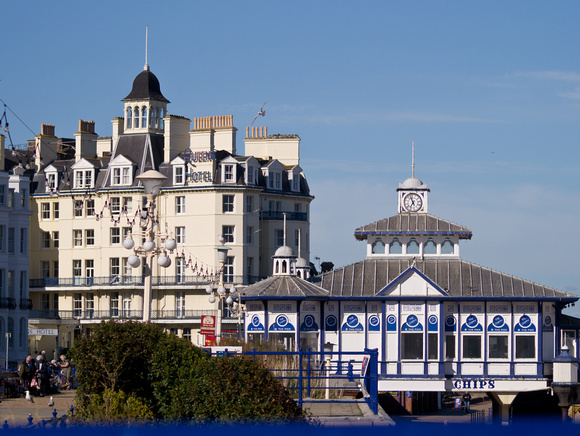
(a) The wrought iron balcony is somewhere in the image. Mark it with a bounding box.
[260,211,307,221]
[0,297,16,309]
[30,275,266,289]
[19,298,33,310]
[29,309,143,320]
[29,309,231,322]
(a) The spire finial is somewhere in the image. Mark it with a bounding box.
[283,212,287,246]
[144,25,150,71]
[412,140,415,178]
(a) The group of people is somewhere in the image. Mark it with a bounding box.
[18,351,73,397]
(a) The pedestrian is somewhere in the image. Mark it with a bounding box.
[462,392,472,413]
[58,354,72,390]
[18,355,35,391]
[35,355,50,397]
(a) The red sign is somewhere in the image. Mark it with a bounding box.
[200,315,216,335]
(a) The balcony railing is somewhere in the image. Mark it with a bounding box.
[30,275,266,289]
[0,297,16,309]
[29,309,143,320]
[29,309,230,321]
[19,298,33,310]
[260,211,307,221]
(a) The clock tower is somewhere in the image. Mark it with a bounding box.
[397,142,429,214]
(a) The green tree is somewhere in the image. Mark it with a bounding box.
[71,320,306,424]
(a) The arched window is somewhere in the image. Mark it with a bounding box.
[149,106,154,128]
[441,238,454,254]
[282,260,287,274]
[142,106,147,128]
[19,317,26,347]
[7,318,13,347]
[160,108,165,130]
[275,261,279,274]
[134,106,140,128]
[424,238,437,254]
[389,238,402,254]
[127,107,132,129]
[407,238,420,254]
[372,238,385,254]
[154,107,159,129]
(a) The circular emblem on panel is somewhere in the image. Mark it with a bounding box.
[492,315,505,328]
[276,314,289,328]
[326,315,337,327]
[387,315,397,325]
[251,315,261,327]
[303,315,315,328]
[466,315,478,328]
[346,314,359,328]
[519,315,531,328]
[544,316,552,327]
[428,315,438,326]
[445,316,456,327]
[369,316,380,327]
[406,314,419,328]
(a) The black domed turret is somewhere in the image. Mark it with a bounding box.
[123,68,169,103]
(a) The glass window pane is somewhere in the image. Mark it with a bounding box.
[462,336,481,359]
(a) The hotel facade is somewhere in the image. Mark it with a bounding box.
[27,64,313,355]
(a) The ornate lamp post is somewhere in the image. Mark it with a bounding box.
[123,170,177,322]
[205,238,236,345]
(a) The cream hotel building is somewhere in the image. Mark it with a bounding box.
[28,64,313,353]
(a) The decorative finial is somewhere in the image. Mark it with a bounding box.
[412,140,415,178]
[144,25,149,71]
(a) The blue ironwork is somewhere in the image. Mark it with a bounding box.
[214,348,380,415]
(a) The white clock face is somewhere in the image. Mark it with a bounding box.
[403,193,422,212]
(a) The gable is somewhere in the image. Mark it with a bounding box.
[377,267,448,297]
[70,158,96,170]
[109,154,136,167]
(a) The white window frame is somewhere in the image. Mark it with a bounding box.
[222,225,234,243]
[176,196,185,214]
[176,227,185,245]
[174,165,185,185]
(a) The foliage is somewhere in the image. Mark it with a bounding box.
[71,321,165,409]
[163,355,304,423]
[71,320,306,424]
[75,388,154,424]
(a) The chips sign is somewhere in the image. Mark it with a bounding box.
[200,315,216,335]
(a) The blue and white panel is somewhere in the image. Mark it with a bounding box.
[300,301,320,332]
[268,301,297,332]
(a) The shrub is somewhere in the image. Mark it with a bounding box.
[71,320,306,424]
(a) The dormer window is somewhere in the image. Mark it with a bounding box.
[46,172,58,193]
[174,165,184,185]
[225,164,234,182]
[292,175,299,192]
[112,167,132,186]
[74,169,94,189]
[268,171,281,189]
[220,159,238,184]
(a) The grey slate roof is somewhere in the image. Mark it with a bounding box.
[313,258,577,301]
[354,214,472,240]
[241,275,330,299]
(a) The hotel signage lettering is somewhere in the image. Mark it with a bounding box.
[183,149,216,184]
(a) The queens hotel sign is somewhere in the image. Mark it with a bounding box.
[183,149,215,183]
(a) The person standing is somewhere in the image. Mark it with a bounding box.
[58,354,72,390]
[36,355,50,397]
[462,392,472,413]
[18,355,35,391]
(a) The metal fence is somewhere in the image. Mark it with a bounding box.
[213,348,379,414]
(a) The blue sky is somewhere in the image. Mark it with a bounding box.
[3,1,580,313]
